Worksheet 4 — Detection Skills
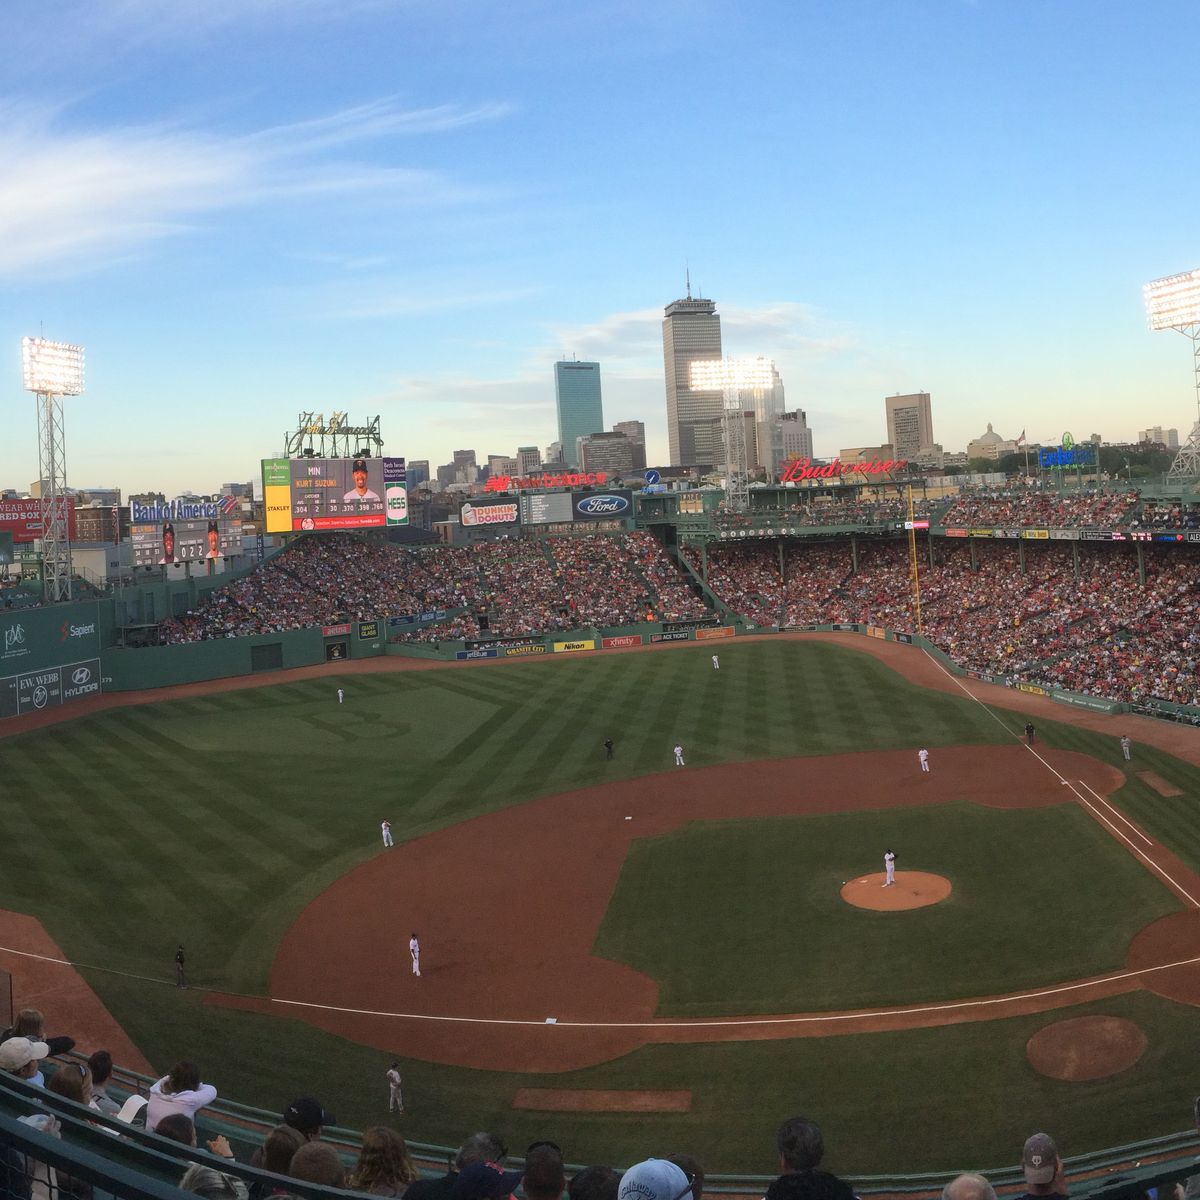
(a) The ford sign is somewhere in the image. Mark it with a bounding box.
[576,494,630,517]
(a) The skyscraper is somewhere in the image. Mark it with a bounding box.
[554,361,603,468]
[884,393,935,461]
[613,420,647,471]
[663,288,723,465]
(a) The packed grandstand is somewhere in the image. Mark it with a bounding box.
[145,488,1200,711]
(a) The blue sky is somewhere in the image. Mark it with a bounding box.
[2,0,1198,496]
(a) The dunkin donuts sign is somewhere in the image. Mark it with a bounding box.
[460,500,519,527]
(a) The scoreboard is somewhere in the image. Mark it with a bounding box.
[131,518,243,566]
[262,457,408,534]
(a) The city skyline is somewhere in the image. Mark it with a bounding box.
[3,1,1200,497]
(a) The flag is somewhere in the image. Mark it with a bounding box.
[1016,429,1026,446]
[220,495,239,515]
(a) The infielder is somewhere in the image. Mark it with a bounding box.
[386,1061,403,1113]
[409,933,421,977]
[918,748,930,773]
[883,850,896,887]
[1120,735,1132,761]
[673,743,686,767]
[337,688,345,705]
[712,654,720,670]
[381,820,393,848]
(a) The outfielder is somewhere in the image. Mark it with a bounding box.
[409,933,421,977]
[712,654,720,670]
[884,850,896,887]
[337,688,345,705]
[673,743,685,767]
[381,820,393,848]
[1120,735,1132,761]
[918,748,930,773]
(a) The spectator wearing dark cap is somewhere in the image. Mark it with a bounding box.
[768,1116,856,1200]
[284,1096,336,1139]
[1018,1134,1066,1200]
[344,460,380,502]
[290,1142,347,1189]
[568,1167,620,1200]
[523,1144,566,1200]
[406,1132,508,1200]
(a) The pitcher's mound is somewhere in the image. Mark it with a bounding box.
[841,871,952,911]
[1026,1016,1147,1081]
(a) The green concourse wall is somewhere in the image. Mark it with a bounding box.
[0,600,104,719]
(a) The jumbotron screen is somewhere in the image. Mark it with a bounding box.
[262,457,408,534]
[131,518,243,566]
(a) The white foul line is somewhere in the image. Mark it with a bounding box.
[921,649,1199,909]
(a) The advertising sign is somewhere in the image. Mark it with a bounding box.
[0,497,76,544]
[457,648,498,660]
[603,634,643,648]
[261,457,408,534]
[504,644,547,657]
[572,491,633,521]
[0,657,100,720]
[695,625,734,641]
[662,617,719,634]
[485,470,609,493]
[650,630,691,643]
[552,639,596,653]
[131,517,243,566]
[321,623,352,637]
[461,499,520,528]
[358,621,380,640]
[384,458,409,527]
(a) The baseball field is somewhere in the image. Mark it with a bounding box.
[4,635,1200,1175]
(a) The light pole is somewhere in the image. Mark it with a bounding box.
[22,337,85,602]
[1144,269,1200,480]
[689,357,776,513]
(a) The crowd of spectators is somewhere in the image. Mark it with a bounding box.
[693,537,1200,707]
[1,1025,1084,1200]
[713,495,937,530]
[940,489,1140,528]
[158,532,707,646]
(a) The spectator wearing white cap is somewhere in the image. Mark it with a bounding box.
[1018,1133,1067,1200]
[0,1036,51,1082]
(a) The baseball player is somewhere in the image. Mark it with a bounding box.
[711,654,720,670]
[604,737,614,760]
[409,933,421,977]
[883,850,896,887]
[381,820,393,848]
[386,1061,403,1113]
[337,688,345,705]
[1120,735,1132,761]
[918,748,930,773]
[673,743,685,767]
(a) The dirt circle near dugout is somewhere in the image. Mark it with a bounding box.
[841,870,952,910]
[1026,1016,1148,1081]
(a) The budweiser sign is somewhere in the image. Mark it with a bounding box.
[486,470,608,492]
[781,456,908,481]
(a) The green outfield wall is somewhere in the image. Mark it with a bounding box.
[0,600,104,718]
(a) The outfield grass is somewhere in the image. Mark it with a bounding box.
[594,802,1180,1015]
[4,638,1200,1172]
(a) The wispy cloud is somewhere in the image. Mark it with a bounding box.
[0,97,509,278]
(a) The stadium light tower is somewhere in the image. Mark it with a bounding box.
[22,337,85,601]
[689,356,776,512]
[1144,269,1200,480]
